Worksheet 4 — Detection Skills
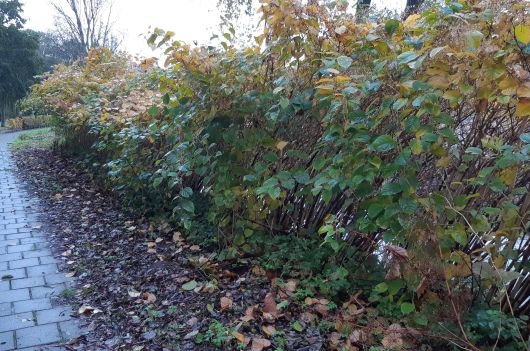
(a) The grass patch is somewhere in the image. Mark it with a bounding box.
[10,128,54,150]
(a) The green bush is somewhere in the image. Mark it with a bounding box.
[22,0,530,348]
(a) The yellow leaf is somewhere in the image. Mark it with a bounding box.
[500,167,517,186]
[515,24,530,44]
[517,82,530,98]
[404,14,420,29]
[499,76,518,95]
[276,141,288,150]
[428,76,450,89]
[516,98,530,117]
[335,75,352,84]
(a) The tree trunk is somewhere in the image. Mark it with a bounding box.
[355,0,371,22]
[403,0,425,19]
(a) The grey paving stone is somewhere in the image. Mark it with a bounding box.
[36,307,73,324]
[0,289,30,303]
[0,252,22,263]
[22,250,52,259]
[0,268,26,280]
[0,312,34,332]
[9,257,39,269]
[5,233,31,240]
[20,238,47,245]
[0,303,11,317]
[7,244,35,254]
[38,256,58,265]
[43,274,71,285]
[27,264,58,277]
[0,262,6,271]
[14,298,52,313]
[11,276,45,290]
[0,281,9,292]
[29,285,65,299]
[15,323,61,348]
[0,331,14,351]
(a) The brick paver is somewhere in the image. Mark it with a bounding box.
[0,132,82,350]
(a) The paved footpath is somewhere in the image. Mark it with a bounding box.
[0,132,81,350]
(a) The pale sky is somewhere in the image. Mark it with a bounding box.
[21,0,407,57]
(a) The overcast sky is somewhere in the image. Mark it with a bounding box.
[21,0,406,57]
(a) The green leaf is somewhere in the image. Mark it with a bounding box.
[392,98,408,110]
[280,97,290,109]
[396,51,417,65]
[180,187,193,198]
[520,133,530,143]
[374,282,388,293]
[380,182,402,196]
[182,280,198,291]
[465,147,482,155]
[337,55,353,69]
[292,321,305,332]
[400,302,415,315]
[147,106,160,116]
[464,31,484,51]
[384,19,400,35]
[180,199,195,213]
[372,135,396,152]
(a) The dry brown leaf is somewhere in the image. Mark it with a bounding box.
[314,303,329,317]
[251,337,271,351]
[220,296,233,312]
[384,245,408,260]
[142,292,156,304]
[172,232,183,242]
[232,331,250,346]
[241,305,257,322]
[78,305,102,315]
[190,245,201,252]
[262,325,276,336]
[416,277,428,297]
[263,293,279,316]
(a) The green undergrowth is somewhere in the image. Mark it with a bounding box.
[10,127,54,150]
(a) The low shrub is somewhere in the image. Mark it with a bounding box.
[23,0,530,348]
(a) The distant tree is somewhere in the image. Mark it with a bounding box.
[0,0,23,27]
[0,0,41,126]
[52,0,120,58]
[217,0,253,20]
[36,31,82,71]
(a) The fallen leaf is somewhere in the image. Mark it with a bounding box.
[189,245,200,252]
[128,289,141,298]
[183,330,199,340]
[251,337,271,351]
[78,305,102,315]
[172,232,183,242]
[241,305,257,322]
[262,325,276,336]
[384,245,409,260]
[182,280,198,291]
[186,317,198,327]
[232,331,251,346]
[142,292,156,304]
[220,296,233,312]
[263,293,279,316]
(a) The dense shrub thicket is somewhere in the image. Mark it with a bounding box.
[24,0,530,349]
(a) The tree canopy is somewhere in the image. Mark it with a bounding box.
[0,0,40,125]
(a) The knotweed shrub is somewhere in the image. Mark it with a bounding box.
[24,0,530,347]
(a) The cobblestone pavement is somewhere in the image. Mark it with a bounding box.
[0,132,81,350]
